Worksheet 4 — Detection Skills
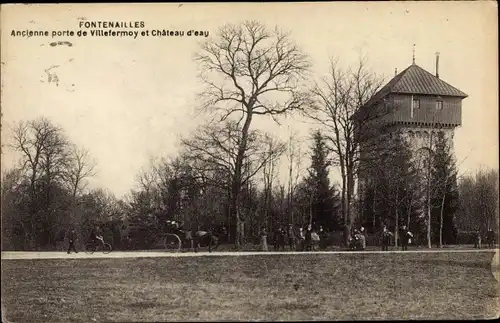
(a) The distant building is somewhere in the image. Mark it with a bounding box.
[356,54,468,230]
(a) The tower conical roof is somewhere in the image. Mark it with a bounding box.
[363,64,468,108]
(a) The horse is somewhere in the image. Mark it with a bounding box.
[192,230,219,252]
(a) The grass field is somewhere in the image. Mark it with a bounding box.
[2,252,499,321]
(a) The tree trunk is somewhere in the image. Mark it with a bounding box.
[288,157,293,225]
[426,130,434,249]
[426,164,432,249]
[227,191,232,244]
[372,184,377,230]
[235,206,242,248]
[406,195,412,228]
[395,207,399,248]
[309,191,314,225]
[231,113,253,249]
[340,168,349,244]
[395,187,399,248]
[427,192,432,249]
[439,191,446,248]
[346,163,355,227]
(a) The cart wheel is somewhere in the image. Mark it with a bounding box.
[164,234,181,252]
[102,243,112,254]
[85,243,96,254]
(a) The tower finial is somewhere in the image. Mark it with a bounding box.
[435,52,440,78]
[412,44,416,65]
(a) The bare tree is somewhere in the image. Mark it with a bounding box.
[195,21,310,248]
[285,128,306,226]
[261,135,285,235]
[11,119,46,216]
[182,120,285,245]
[307,57,385,242]
[457,169,499,235]
[66,145,96,198]
[133,157,172,213]
[10,117,72,246]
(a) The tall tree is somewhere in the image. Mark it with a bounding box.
[307,57,385,243]
[5,117,103,250]
[305,130,339,231]
[371,133,417,247]
[431,131,459,246]
[285,128,306,226]
[10,118,73,247]
[195,20,311,248]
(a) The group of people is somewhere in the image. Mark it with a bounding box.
[259,223,328,252]
[348,224,413,251]
[348,227,367,250]
[379,225,414,251]
[474,228,496,249]
[258,223,417,252]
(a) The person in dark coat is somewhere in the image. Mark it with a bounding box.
[89,226,104,246]
[305,224,313,251]
[67,228,78,254]
[380,225,392,251]
[287,224,296,251]
[486,228,495,249]
[274,226,286,251]
[318,225,327,250]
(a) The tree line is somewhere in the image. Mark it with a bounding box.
[2,21,498,250]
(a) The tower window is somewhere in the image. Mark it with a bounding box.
[436,100,443,110]
[413,99,420,109]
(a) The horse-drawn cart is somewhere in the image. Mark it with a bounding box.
[162,220,219,253]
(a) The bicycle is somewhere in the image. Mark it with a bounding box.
[85,239,112,254]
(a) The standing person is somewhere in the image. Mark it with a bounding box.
[287,224,296,251]
[221,222,228,244]
[297,226,305,251]
[351,229,362,251]
[67,228,78,254]
[359,227,366,251]
[400,225,413,251]
[318,225,327,250]
[380,225,392,251]
[486,228,495,249]
[474,230,482,249]
[260,227,268,252]
[274,226,285,251]
[305,224,313,251]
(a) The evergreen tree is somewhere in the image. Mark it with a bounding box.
[305,131,340,231]
[367,133,420,244]
[431,131,459,246]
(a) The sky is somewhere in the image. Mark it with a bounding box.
[1,2,498,199]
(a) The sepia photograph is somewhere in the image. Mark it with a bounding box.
[1,2,499,321]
